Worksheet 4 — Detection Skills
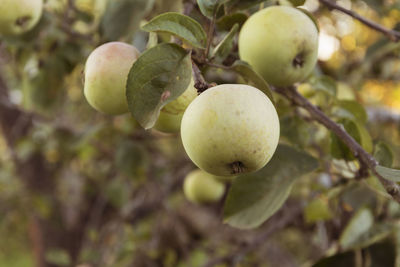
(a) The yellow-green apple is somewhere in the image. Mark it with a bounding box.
[183,169,225,204]
[84,42,140,115]
[181,84,280,176]
[0,0,43,35]
[153,112,183,133]
[153,78,197,133]
[238,6,318,86]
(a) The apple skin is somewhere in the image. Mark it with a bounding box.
[0,0,43,36]
[153,112,183,133]
[183,169,225,204]
[181,84,280,176]
[162,78,197,115]
[238,6,319,87]
[84,42,140,115]
[153,78,197,133]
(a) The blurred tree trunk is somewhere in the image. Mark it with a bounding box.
[0,71,89,267]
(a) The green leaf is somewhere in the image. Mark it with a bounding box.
[100,0,155,41]
[296,8,319,32]
[22,55,67,114]
[309,75,337,96]
[225,0,267,11]
[223,145,318,229]
[339,207,374,250]
[304,196,333,223]
[280,115,310,148]
[339,208,395,251]
[216,12,248,31]
[331,118,373,160]
[334,100,368,124]
[212,24,239,61]
[356,121,373,153]
[341,183,378,211]
[375,165,400,182]
[116,141,148,178]
[229,60,274,102]
[141,12,207,49]
[146,32,158,49]
[330,122,355,160]
[350,223,395,250]
[126,43,192,129]
[374,141,393,168]
[289,0,305,6]
[197,0,228,18]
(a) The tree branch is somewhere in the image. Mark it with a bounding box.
[274,86,400,203]
[319,0,400,42]
[0,64,93,266]
[203,203,303,267]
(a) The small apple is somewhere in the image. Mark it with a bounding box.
[162,78,197,115]
[153,112,183,133]
[181,84,280,176]
[238,6,319,87]
[183,169,225,204]
[0,0,43,36]
[153,78,197,133]
[84,42,140,115]
[75,0,107,19]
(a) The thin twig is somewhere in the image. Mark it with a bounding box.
[183,1,196,16]
[319,0,400,42]
[274,86,400,203]
[192,61,214,93]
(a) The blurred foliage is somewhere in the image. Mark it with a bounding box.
[1,0,400,266]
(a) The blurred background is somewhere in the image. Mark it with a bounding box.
[1,0,400,266]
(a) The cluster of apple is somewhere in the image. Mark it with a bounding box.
[0,2,319,205]
[83,6,318,204]
[182,7,318,203]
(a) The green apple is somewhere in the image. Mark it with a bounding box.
[0,0,43,36]
[84,42,140,115]
[75,0,107,19]
[238,6,319,87]
[153,112,183,133]
[181,84,280,176]
[162,78,197,115]
[183,169,225,204]
[153,78,197,133]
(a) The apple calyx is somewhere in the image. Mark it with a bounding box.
[16,16,32,28]
[230,161,245,174]
[293,53,305,68]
